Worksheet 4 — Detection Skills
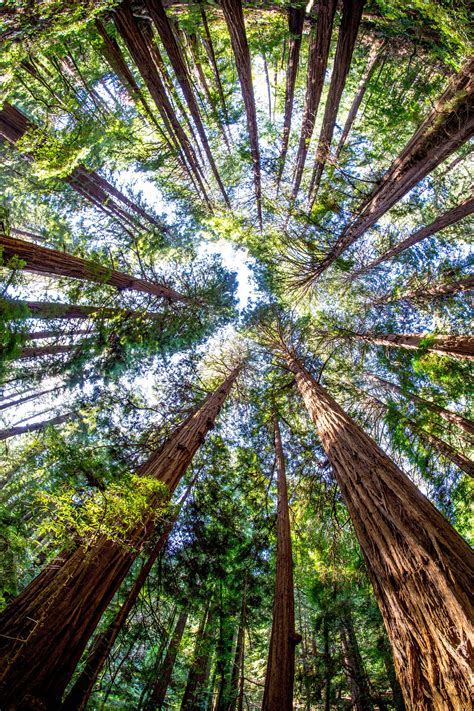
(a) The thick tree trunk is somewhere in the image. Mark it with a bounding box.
[221,0,262,228]
[366,373,474,437]
[353,194,474,277]
[1,234,188,303]
[146,611,188,709]
[291,0,337,202]
[307,0,365,204]
[305,57,474,281]
[354,331,474,361]
[283,351,474,710]
[181,603,214,710]
[0,367,240,710]
[373,273,474,305]
[262,416,298,710]
[0,412,72,441]
[339,611,372,711]
[276,4,305,189]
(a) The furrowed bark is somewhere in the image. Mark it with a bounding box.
[262,416,298,711]
[146,611,188,709]
[307,0,365,205]
[354,331,474,361]
[0,413,72,441]
[374,273,474,305]
[291,0,337,203]
[1,234,188,303]
[283,351,474,710]
[0,367,240,709]
[221,0,262,228]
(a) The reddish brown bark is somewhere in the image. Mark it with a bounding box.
[146,610,188,709]
[307,0,365,204]
[355,331,474,361]
[291,0,337,202]
[305,57,474,282]
[1,234,188,303]
[282,351,474,710]
[262,416,298,711]
[199,4,231,127]
[0,412,72,441]
[374,273,474,305]
[0,368,240,709]
[221,0,262,228]
[406,421,474,479]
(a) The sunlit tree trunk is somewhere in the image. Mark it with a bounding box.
[0,367,240,710]
[406,421,474,479]
[375,273,474,306]
[354,331,474,361]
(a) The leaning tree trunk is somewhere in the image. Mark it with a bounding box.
[262,416,299,711]
[9,299,164,322]
[405,420,474,479]
[353,193,474,277]
[181,603,214,711]
[199,3,231,127]
[0,412,72,441]
[0,386,59,412]
[276,3,305,188]
[354,331,474,361]
[146,610,188,710]
[339,610,372,711]
[283,350,474,710]
[17,343,76,360]
[374,273,474,306]
[290,0,337,203]
[0,234,188,303]
[221,0,262,228]
[307,0,365,205]
[306,57,474,281]
[0,367,240,710]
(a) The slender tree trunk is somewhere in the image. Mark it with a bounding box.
[291,0,337,203]
[0,367,240,710]
[25,330,89,340]
[146,611,188,710]
[227,590,246,711]
[1,234,188,303]
[354,331,474,361]
[322,616,332,711]
[0,386,59,412]
[373,273,474,305]
[0,412,72,441]
[221,0,262,228]
[282,350,474,710]
[353,194,474,277]
[406,420,474,479]
[305,57,474,281]
[9,299,164,322]
[262,416,298,710]
[377,634,406,711]
[276,4,305,189]
[199,4,231,127]
[181,604,214,711]
[307,0,365,205]
[17,343,76,360]
[339,611,372,711]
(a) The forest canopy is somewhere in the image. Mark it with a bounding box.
[0,1,472,710]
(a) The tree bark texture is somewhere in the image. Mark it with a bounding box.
[0,367,240,710]
[0,413,72,441]
[146,611,188,709]
[284,352,474,710]
[355,331,474,361]
[373,273,474,306]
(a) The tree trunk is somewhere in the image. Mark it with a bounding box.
[0,367,240,710]
[262,416,298,711]
[0,412,72,441]
[17,343,76,360]
[353,194,474,277]
[227,590,246,711]
[0,386,59,412]
[221,0,262,228]
[306,57,474,281]
[181,603,214,711]
[307,0,365,205]
[146,611,188,710]
[276,3,305,189]
[9,299,162,322]
[354,331,474,361]
[1,234,188,303]
[283,350,474,710]
[377,634,406,711]
[199,4,231,127]
[323,616,332,711]
[366,373,474,437]
[291,0,337,203]
[406,420,474,479]
[339,611,372,711]
[373,273,474,305]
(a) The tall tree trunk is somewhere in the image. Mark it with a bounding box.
[305,57,474,281]
[291,0,337,203]
[228,590,246,711]
[276,4,305,189]
[25,330,90,340]
[339,610,372,711]
[366,373,474,437]
[373,273,474,305]
[17,343,76,360]
[262,416,298,710]
[354,331,474,361]
[353,194,474,277]
[0,386,59,412]
[405,420,474,479]
[0,367,240,710]
[221,0,262,228]
[9,299,162,322]
[1,234,188,303]
[146,611,188,710]
[322,615,332,711]
[377,634,406,711]
[181,603,214,711]
[307,0,365,205]
[0,412,72,441]
[281,349,474,710]
[198,4,231,127]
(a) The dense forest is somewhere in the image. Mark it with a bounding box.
[0,1,472,709]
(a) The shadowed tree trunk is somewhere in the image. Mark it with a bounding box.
[199,3,231,127]
[323,615,332,711]
[405,420,474,479]
[25,330,90,340]
[262,415,299,710]
[228,589,246,711]
[373,273,474,306]
[291,0,337,203]
[146,610,188,710]
[276,3,305,189]
[221,0,262,228]
[354,331,474,361]
[339,610,372,711]
[1,234,188,303]
[307,0,365,205]
[17,343,76,360]
[0,386,59,412]
[377,634,406,711]
[0,367,240,710]
[181,603,214,710]
[304,57,474,282]
[0,412,72,441]
[353,194,474,277]
[280,348,474,710]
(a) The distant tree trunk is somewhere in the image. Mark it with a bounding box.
[17,343,76,360]
[373,273,474,305]
[405,420,474,479]
[366,373,474,437]
[221,0,262,228]
[353,194,474,277]
[1,234,188,303]
[181,604,214,711]
[333,40,384,162]
[228,590,246,711]
[146,611,188,710]
[25,329,90,340]
[262,416,299,710]
[377,634,406,711]
[322,616,332,711]
[291,0,337,203]
[9,299,164,323]
[354,331,474,361]
[0,367,240,710]
[0,386,59,412]
[214,612,235,710]
[306,57,474,281]
[276,3,305,189]
[339,611,372,711]
[307,0,365,205]
[0,412,72,441]
[281,349,474,710]
[198,4,231,127]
